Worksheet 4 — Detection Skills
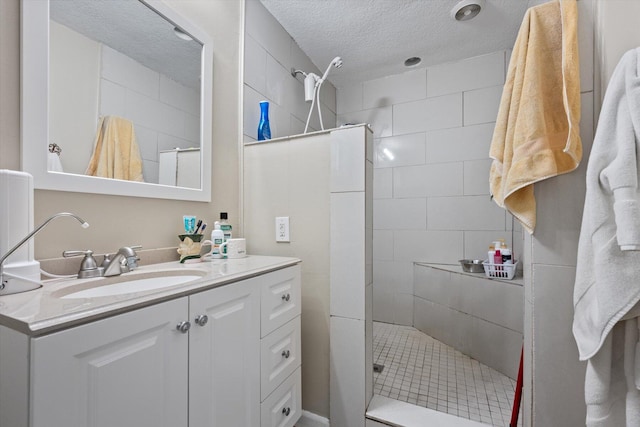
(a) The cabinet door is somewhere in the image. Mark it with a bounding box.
[189,277,260,427]
[31,298,189,427]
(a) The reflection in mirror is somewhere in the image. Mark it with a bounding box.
[21,0,212,201]
[49,0,201,188]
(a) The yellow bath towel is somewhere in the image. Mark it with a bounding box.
[489,0,581,234]
[85,116,144,182]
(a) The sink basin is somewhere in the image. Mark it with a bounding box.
[58,269,206,299]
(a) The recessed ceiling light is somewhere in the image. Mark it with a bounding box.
[404,57,422,67]
[451,0,485,21]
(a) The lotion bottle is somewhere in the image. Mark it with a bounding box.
[210,224,224,259]
[494,249,503,266]
[488,245,495,263]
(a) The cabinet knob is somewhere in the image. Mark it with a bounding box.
[281,350,290,359]
[282,407,291,416]
[281,293,291,302]
[195,314,209,327]
[176,321,191,334]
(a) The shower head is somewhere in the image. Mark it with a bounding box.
[321,56,343,82]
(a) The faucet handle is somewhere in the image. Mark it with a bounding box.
[63,250,103,279]
[119,245,142,270]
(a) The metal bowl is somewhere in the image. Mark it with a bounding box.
[459,259,485,273]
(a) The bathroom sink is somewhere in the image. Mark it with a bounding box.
[57,269,206,299]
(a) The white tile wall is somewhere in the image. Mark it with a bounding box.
[426,123,494,164]
[373,260,414,295]
[337,106,393,138]
[373,199,426,230]
[336,51,518,326]
[393,230,464,264]
[363,68,427,109]
[373,230,394,261]
[463,159,493,195]
[244,35,267,94]
[243,0,336,140]
[374,133,426,168]
[331,315,367,427]
[427,196,506,231]
[330,192,366,320]
[337,83,364,114]
[427,51,506,97]
[393,163,463,198]
[99,47,199,184]
[373,169,393,199]
[393,94,462,135]
[463,85,504,126]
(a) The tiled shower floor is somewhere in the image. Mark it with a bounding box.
[373,322,520,427]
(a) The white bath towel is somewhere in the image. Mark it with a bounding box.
[47,152,63,172]
[573,47,640,426]
[584,319,640,426]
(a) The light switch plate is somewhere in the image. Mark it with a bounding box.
[275,217,290,242]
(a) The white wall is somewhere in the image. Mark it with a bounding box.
[243,0,336,142]
[337,51,523,326]
[49,21,100,175]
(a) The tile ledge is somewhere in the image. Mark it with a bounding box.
[414,262,523,286]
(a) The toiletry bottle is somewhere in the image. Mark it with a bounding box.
[494,249,503,270]
[257,101,271,141]
[218,212,232,257]
[219,212,232,242]
[502,245,513,264]
[210,224,224,259]
[488,245,495,263]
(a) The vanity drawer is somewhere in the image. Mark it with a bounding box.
[261,317,301,400]
[261,265,301,337]
[260,368,301,427]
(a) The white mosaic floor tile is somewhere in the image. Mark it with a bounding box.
[373,322,521,427]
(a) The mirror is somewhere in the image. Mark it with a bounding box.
[21,0,212,201]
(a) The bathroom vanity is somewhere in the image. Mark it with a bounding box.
[0,256,301,427]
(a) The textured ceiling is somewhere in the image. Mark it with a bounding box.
[50,0,201,90]
[260,0,542,87]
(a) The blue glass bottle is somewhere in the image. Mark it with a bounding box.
[257,101,271,141]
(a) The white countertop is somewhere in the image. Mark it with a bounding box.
[0,255,300,336]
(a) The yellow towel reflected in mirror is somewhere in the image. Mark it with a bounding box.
[85,116,144,182]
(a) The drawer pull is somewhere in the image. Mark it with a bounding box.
[176,321,191,334]
[195,314,209,327]
[282,407,291,416]
[281,293,291,302]
[281,350,291,359]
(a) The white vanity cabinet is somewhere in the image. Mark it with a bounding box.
[31,298,190,427]
[188,273,261,427]
[1,263,301,427]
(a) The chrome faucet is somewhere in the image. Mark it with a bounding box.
[0,212,89,292]
[102,246,141,277]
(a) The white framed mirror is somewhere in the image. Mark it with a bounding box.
[21,0,212,201]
